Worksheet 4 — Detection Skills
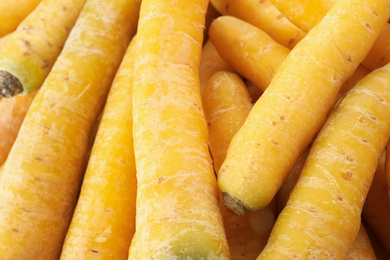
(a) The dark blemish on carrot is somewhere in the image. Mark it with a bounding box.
[41,59,50,70]
[280,115,285,121]
[342,171,353,180]
[23,52,31,56]
[11,228,19,233]
[277,13,284,19]
[21,39,31,48]
[369,115,377,121]
[193,103,201,111]
[374,95,384,103]
[361,138,368,143]
[336,195,343,201]
[345,156,353,162]
[88,250,100,254]
[365,23,371,30]
[272,121,277,126]
[43,125,50,135]
[158,176,167,184]
[346,55,352,62]
[271,139,279,145]
[373,10,379,16]
[207,121,210,126]
[20,208,32,213]
[62,6,68,11]
[34,177,42,182]
[35,157,44,162]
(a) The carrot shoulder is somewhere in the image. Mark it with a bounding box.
[0,0,137,258]
[258,59,390,259]
[128,0,230,258]
[218,0,390,215]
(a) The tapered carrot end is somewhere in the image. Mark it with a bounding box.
[222,192,250,216]
[0,70,23,98]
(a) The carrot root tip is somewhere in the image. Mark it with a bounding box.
[222,191,249,216]
[0,70,23,98]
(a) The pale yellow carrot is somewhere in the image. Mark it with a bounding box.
[128,0,230,258]
[199,39,233,95]
[218,0,390,215]
[0,0,42,37]
[0,91,37,166]
[275,148,376,259]
[0,0,87,98]
[258,57,390,259]
[269,0,390,70]
[203,70,275,259]
[60,18,140,260]
[363,150,390,254]
[210,0,305,49]
[0,0,137,258]
[209,15,290,92]
[209,15,368,95]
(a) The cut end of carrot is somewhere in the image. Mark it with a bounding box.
[0,70,23,98]
[222,191,250,216]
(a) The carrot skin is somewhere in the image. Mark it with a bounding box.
[0,0,137,258]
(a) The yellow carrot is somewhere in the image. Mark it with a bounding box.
[0,91,37,166]
[199,39,233,95]
[210,0,305,49]
[128,0,230,258]
[0,0,42,37]
[346,225,377,260]
[0,0,137,258]
[218,0,390,215]
[203,71,275,259]
[0,0,87,98]
[269,0,390,70]
[209,16,290,92]
[60,21,140,260]
[209,16,369,95]
[275,148,376,259]
[363,150,390,254]
[203,71,252,172]
[258,58,390,259]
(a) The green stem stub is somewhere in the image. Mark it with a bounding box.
[0,70,23,98]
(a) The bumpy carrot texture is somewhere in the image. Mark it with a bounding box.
[128,0,230,258]
[209,16,290,92]
[275,150,376,259]
[218,0,390,215]
[199,40,233,95]
[0,0,87,98]
[269,0,390,71]
[210,0,305,49]
[0,0,137,258]
[203,71,275,259]
[258,60,390,259]
[0,91,37,166]
[60,14,140,260]
[0,0,42,37]
[363,151,390,254]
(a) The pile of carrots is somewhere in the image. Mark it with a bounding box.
[1,0,390,259]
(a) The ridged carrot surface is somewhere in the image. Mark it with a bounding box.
[128,0,230,258]
[258,60,390,259]
[60,7,140,260]
[218,0,390,215]
[0,0,42,37]
[0,0,87,97]
[0,0,137,258]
